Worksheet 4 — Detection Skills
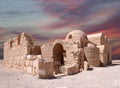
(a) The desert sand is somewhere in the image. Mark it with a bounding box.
[0,60,120,88]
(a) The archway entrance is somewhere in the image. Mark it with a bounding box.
[53,43,64,74]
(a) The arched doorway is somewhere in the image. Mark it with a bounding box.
[53,43,65,74]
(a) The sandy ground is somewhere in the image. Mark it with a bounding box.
[0,60,120,88]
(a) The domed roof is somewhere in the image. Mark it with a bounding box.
[65,30,88,48]
[65,30,86,40]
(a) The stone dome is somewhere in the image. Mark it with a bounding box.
[65,30,88,47]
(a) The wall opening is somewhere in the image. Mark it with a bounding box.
[17,35,21,45]
[53,43,64,74]
[10,41,13,48]
[31,45,41,55]
[68,34,72,39]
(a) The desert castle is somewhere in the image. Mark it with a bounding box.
[4,30,112,78]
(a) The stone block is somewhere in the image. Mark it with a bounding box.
[46,67,54,76]
[84,47,100,67]
[97,45,107,54]
[26,67,33,74]
[23,66,27,72]
[33,59,39,68]
[87,33,106,45]
[38,68,54,79]
[36,69,40,75]
[44,61,54,68]
[41,43,53,62]
[100,54,108,66]
[87,43,96,48]
[38,61,54,78]
[60,64,80,75]
[26,60,33,67]
[39,69,47,78]
[39,60,44,68]
[37,55,42,59]
[26,55,35,60]
[84,61,89,71]
[33,67,39,75]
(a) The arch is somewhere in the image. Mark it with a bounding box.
[68,34,72,39]
[53,43,65,74]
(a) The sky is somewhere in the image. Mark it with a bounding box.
[0,0,120,59]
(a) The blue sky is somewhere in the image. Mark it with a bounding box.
[0,0,44,27]
[0,0,60,29]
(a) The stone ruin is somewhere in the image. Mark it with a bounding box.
[4,30,112,78]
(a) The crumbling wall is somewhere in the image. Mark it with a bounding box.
[3,30,112,79]
[41,42,54,62]
[64,30,89,73]
[25,55,41,75]
[39,60,54,79]
[87,33,112,66]
[4,32,34,71]
[84,47,100,67]
[41,39,66,74]
[87,33,106,45]
[65,42,85,68]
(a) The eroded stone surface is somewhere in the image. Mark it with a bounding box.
[4,30,112,78]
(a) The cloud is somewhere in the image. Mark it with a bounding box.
[29,0,120,59]
[90,28,120,39]
[113,48,120,55]
[36,0,120,33]
[0,27,6,33]
[112,47,120,59]
[0,0,120,59]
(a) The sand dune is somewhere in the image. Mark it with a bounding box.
[0,60,120,88]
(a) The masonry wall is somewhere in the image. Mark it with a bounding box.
[4,32,34,71]
[87,33,112,66]
[3,30,112,79]
[65,42,84,67]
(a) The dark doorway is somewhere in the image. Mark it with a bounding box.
[53,43,64,74]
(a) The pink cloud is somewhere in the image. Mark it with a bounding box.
[113,48,120,56]
[89,28,120,39]
[0,27,6,33]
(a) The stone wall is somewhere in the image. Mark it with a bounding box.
[87,33,112,66]
[84,47,100,67]
[25,55,41,75]
[4,30,112,79]
[4,32,34,71]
